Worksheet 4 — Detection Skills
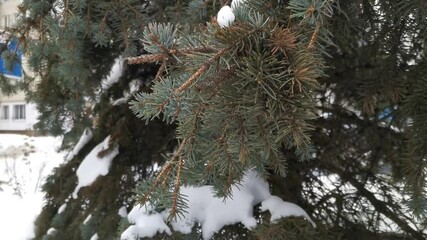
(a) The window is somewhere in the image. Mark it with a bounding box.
[4,16,9,28]
[3,15,15,28]
[13,104,25,120]
[1,105,9,120]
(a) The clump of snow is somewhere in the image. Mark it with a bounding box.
[90,233,99,240]
[217,0,248,28]
[66,128,93,161]
[217,6,235,27]
[118,206,128,217]
[72,135,119,199]
[260,195,316,228]
[121,204,172,239]
[102,57,124,90]
[121,169,315,240]
[57,203,67,214]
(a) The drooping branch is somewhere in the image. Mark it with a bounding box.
[325,162,426,240]
[346,175,425,240]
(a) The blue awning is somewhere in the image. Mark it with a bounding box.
[0,40,22,78]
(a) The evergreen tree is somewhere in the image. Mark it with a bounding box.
[3,0,426,239]
[9,0,178,239]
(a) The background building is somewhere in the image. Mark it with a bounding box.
[0,0,38,133]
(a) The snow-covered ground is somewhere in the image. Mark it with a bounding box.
[0,134,65,240]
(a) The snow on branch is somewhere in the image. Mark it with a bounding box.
[121,169,315,240]
[72,135,119,199]
[260,195,316,227]
[66,128,93,161]
[102,57,124,90]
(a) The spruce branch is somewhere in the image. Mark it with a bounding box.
[64,0,70,26]
[119,12,130,48]
[118,0,145,26]
[137,138,190,212]
[170,155,184,219]
[306,1,316,18]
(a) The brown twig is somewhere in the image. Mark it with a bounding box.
[126,47,215,64]
[174,48,227,93]
[307,26,319,49]
[154,59,167,81]
[127,53,167,64]
[149,33,170,54]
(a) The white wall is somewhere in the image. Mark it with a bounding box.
[0,102,37,131]
[0,0,20,28]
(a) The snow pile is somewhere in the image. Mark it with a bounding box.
[72,135,119,199]
[0,134,65,240]
[66,128,93,161]
[121,169,315,240]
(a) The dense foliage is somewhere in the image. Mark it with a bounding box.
[0,0,426,239]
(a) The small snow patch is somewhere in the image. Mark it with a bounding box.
[47,228,56,235]
[57,203,67,214]
[83,214,92,224]
[118,206,128,218]
[90,233,99,240]
[66,128,93,161]
[113,97,128,106]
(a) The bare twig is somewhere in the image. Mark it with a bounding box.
[174,48,227,93]
[307,26,319,49]
[126,47,215,64]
